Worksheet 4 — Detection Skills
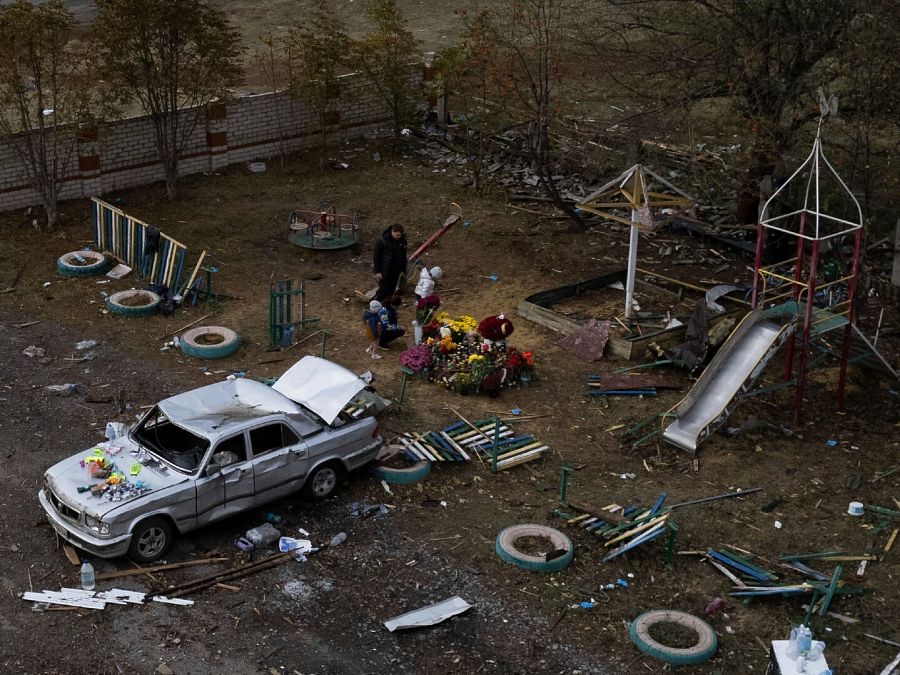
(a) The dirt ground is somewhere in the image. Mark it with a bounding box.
[1,139,898,675]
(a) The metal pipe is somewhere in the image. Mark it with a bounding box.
[836,228,863,408]
[752,222,765,307]
[793,239,820,424]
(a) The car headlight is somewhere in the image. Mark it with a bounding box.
[84,514,110,536]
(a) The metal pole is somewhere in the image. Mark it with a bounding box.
[793,239,819,425]
[625,218,639,319]
[559,464,571,504]
[751,222,765,307]
[784,213,808,381]
[491,416,500,474]
[836,228,863,409]
[319,331,328,358]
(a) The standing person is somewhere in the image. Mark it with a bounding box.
[363,300,383,359]
[377,295,406,349]
[414,265,443,301]
[373,223,407,301]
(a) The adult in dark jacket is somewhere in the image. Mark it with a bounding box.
[373,223,407,301]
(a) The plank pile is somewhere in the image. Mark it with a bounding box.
[396,418,549,470]
[566,493,671,562]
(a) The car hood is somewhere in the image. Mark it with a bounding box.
[44,437,188,519]
[273,355,385,425]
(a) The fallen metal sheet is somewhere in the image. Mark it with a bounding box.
[706,284,745,313]
[384,596,473,632]
[558,319,611,361]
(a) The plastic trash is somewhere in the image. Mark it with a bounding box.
[278,537,312,554]
[281,325,294,348]
[245,522,281,548]
[826,439,838,447]
[75,340,98,351]
[234,537,254,552]
[263,512,283,524]
[704,596,725,616]
[46,384,86,397]
[329,532,347,547]
[787,625,813,659]
[80,560,95,591]
[105,422,128,440]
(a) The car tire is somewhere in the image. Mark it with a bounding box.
[495,524,573,573]
[57,250,109,277]
[302,462,341,501]
[180,326,241,359]
[128,517,173,564]
[629,610,718,666]
[106,289,161,317]
[374,457,431,485]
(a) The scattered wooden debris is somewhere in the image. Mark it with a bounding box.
[95,557,228,581]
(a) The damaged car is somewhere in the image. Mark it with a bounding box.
[39,356,389,563]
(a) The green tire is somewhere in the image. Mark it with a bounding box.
[373,458,431,485]
[57,250,109,277]
[180,326,241,359]
[106,289,161,317]
[629,610,718,666]
[495,524,573,573]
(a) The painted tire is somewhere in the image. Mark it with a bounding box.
[629,610,718,666]
[374,457,431,485]
[57,250,109,277]
[495,524,573,573]
[106,289,161,317]
[180,326,241,359]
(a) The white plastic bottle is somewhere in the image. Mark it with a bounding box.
[80,559,95,591]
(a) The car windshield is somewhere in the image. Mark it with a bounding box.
[132,406,211,474]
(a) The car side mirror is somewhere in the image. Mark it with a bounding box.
[205,463,221,477]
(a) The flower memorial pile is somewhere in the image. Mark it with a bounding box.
[398,312,536,397]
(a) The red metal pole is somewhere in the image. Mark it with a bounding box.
[751,222,765,308]
[784,213,808,381]
[793,238,819,425]
[835,229,864,409]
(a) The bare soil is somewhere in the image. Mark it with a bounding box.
[1,139,898,675]
[116,291,157,307]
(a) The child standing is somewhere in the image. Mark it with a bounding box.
[377,295,406,349]
[363,300,383,359]
[414,265,443,301]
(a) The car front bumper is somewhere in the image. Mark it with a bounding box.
[38,488,131,559]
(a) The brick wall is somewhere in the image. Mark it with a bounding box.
[0,68,426,213]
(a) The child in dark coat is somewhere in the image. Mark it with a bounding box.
[377,295,406,349]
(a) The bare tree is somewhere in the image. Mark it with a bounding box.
[354,0,421,137]
[288,0,351,166]
[94,0,242,201]
[253,32,295,171]
[0,0,93,228]
[459,0,587,228]
[601,0,860,223]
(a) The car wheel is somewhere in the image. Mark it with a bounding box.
[128,517,172,564]
[303,463,340,501]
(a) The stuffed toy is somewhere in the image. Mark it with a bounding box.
[478,314,514,341]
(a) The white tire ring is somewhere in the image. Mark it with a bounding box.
[106,289,161,317]
[495,524,573,573]
[629,610,718,666]
[374,457,432,484]
[180,326,241,359]
[57,250,109,277]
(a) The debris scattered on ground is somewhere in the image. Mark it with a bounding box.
[23,345,45,358]
[22,587,194,610]
[383,595,473,632]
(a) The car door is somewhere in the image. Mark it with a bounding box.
[217,431,255,516]
[249,422,309,504]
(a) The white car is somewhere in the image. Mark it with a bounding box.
[39,357,388,563]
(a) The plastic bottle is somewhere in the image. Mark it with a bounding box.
[330,532,347,547]
[245,522,281,548]
[80,560,95,591]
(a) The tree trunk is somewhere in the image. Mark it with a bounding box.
[164,160,179,201]
[736,146,776,225]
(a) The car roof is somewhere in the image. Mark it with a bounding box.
[157,378,321,441]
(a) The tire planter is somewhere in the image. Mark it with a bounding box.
[495,524,573,573]
[629,610,718,666]
[106,289,161,317]
[374,455,431,485]
[180,325,241,359]
[57,250,109,277]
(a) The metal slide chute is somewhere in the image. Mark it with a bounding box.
[663,308,797,453]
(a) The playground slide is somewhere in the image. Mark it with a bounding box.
[663,309,797,453]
